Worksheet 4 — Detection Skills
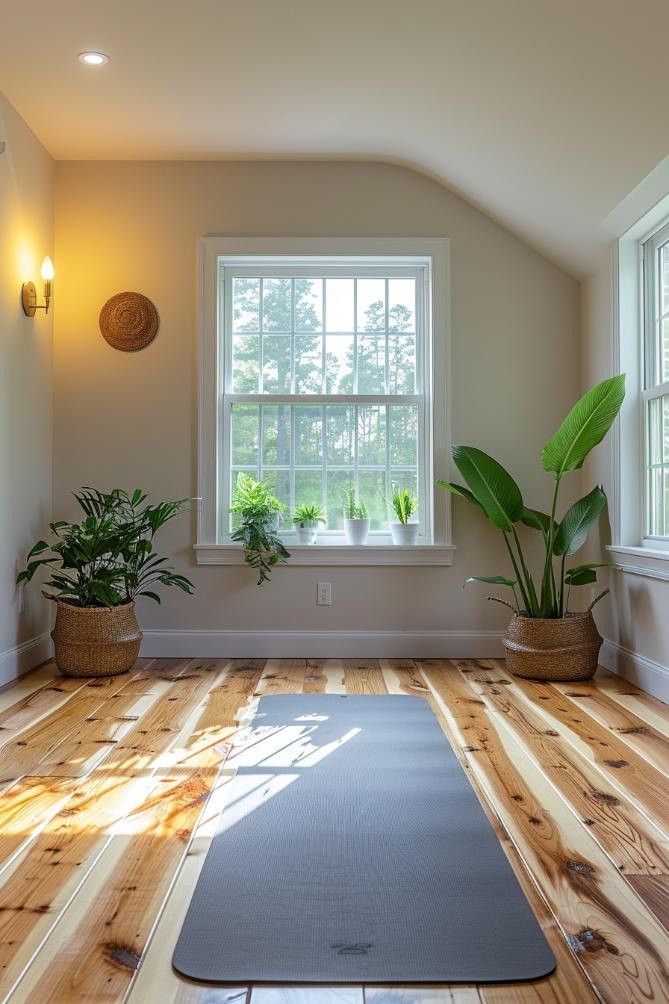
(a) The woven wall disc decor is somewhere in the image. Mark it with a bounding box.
[99,291,159,351]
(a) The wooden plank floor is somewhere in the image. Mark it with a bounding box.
[0,658,667,1004]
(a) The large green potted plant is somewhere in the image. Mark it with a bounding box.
[17,488,194,677]
[230,473,290,584]
[438,375,625,681]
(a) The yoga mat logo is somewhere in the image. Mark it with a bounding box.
[330,943,373,955]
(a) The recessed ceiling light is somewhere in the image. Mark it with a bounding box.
[78,51,109,66]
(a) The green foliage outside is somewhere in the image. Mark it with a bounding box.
[230,277,418,533]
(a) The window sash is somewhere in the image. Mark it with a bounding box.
[218,261,431,542]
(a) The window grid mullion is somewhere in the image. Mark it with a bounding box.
[384,278,390,395]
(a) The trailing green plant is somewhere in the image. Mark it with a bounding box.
[386,485,418,524]
[17,487,194,607]
[438,375,625,618]
[230,473,290,584]
[292,504,327,527]
[342,483,368,520]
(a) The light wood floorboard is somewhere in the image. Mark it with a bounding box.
[0,658,666,1004]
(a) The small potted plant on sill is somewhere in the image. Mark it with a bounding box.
[438,375,625,682]
[17,487,194,678]
[342,483,370,545]
[386,485,419,544]
[292,504,326,544]
[230,473,290,584]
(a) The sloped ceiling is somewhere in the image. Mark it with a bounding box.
[1,0,668,275]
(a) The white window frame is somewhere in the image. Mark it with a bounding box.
[642,221,669,545]
[609,188,669,577]
[195,237,454,566]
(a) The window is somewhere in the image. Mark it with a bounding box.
[196,238,453,565]
[643,221,669,541]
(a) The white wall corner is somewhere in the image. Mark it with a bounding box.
[0,633,53,688]
[600,638,669,705]
[140,629,505,660]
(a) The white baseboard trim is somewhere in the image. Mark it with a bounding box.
[600,638,669,704]
[0,632,53,688]
[140,628,505,660]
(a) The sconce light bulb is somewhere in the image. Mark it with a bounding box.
[40,256,54,281]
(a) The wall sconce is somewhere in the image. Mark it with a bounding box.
[22,257,55,317]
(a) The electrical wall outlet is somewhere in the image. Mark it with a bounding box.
[317,582,332,606]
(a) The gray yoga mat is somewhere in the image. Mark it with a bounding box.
[173,694,555,984]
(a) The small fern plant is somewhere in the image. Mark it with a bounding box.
[230,473,290,585]
[292,504,326,527]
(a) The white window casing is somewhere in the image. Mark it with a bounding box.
[195,238,454,566]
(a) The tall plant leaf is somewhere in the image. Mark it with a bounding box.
[520,508,556,536]
[452,447,523,531]
[553,487,607,556]
[436,481,484,510]
[541,375,625,475]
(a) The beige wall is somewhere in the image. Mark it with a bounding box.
[0,93,54,682]
[53,160,579,652]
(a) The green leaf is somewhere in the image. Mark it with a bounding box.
[520,508,554,534]
[464,576,517,587]
[541,375,625,475]
[436,481,484,510]
[451,447,523,531]
[553,487,607,556]
[565,568,597,586]
[565,562,608,586]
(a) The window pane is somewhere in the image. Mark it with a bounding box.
[325,279,354,331]
[358,470,387,529]
[233,278,260,332]
[326,405,355,465]
[325,335,354,393]
[232,335,260,392]
[358,405,386,466]
[262,470,290,518]
[662,317,669,384]
[295,279,323,332]
[263,278,292,332]
[388,335,416,393]
[388,278,415,332]
[390,405,418,465]
[295,335,323,393]
[664,395,669,465]
[295,470,323,510]
[357,279,385,331]
[295,406,323,465]
[262,405,291,467]
[357,335,386,394]
[649,397,662,466]
[262,334,291,393]
[231,405,259,466]
[327,470,354,531]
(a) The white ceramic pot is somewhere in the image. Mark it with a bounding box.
[390,522,419,545]
[295,520,320,545]
[344,517,370,545]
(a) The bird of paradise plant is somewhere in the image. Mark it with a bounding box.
[438,375,625,618]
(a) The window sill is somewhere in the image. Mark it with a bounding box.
[194,543,456,566]
[606,544,669,582]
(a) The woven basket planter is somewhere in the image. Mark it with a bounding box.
[503,611,602,682]
[51,601,142,677]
